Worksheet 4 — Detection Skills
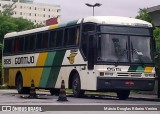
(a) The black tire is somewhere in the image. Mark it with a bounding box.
[72,73,85,97]
[50,88,60,96]
[16,74,29,94]
[116,90,130,100]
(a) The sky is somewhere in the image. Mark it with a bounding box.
[34,0,160,23]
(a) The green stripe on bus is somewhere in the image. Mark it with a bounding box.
[128,66,138,72]
[39,52,56,87]
[128,66,145,72]
[46,50,66,88]
[136,66,144,72]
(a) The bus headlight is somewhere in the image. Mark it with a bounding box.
[144,74,154,77]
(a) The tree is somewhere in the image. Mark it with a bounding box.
[0,16,37,43]
[136,8,160,51]
[136,8,153,24]
[2,2,16,17]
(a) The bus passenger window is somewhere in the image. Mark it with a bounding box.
[64,26,80,46]
[56,30,63,47]
[68,27,79,46]
[50,31,56,48]
[19,37,24,52]
[64,29,69,46]
[3,39,14,54]
[14,38,20,53]
[42,32,49,49]
[25,34,35,51]
[36,32,49,50]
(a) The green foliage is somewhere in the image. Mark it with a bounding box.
[136,8,153,24]
[154,27,160,51]
[0,15,36,43]
[0,44,2,85]
[2,2,16,17]
[136,8,160,51]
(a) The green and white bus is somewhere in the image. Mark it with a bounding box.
[2,16,155,99]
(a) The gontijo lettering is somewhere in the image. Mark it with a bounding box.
[15,56,34,64]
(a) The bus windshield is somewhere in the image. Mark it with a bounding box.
[97,34,129,62]
[97,26,153,64]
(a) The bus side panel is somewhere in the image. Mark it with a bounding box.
[55,49,96,90]
[38,51,66,88]
[30,67,43,87]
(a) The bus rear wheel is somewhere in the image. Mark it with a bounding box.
[16,74,29,94]
[72,73,85,97]
[116,90,130,100]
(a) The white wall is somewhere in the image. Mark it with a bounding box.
[0,0,61,24]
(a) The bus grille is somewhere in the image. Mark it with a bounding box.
[117,72,142,77]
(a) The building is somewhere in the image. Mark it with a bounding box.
[147,5,160,27]
[0,0,61,25]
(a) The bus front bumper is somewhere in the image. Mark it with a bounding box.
[97,77,155,91]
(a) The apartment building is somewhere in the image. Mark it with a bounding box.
[0,0,61,24]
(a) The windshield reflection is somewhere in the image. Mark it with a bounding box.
[97,34,153,64]
[97,34,129,62]
[130,36,152,63]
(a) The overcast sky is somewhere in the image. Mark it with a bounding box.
[34,0,160,23]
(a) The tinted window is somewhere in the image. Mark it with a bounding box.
[81,24,95,57]
[56,30,63,47]
[81,35,87,57]
[64,27,80,46]
[36,32,49,50]
[99,26,151,35]
[50,31,56,48]
[3,38,14,54]
[19,37,24,52]
[14,37,24,53]
[25,34,36,51]
[83,24,95,32]
[14,38,20,53]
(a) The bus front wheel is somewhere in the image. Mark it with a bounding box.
[72,73,85,97]
[116,90,130,100]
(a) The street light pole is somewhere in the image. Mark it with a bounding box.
[85,3,102,16]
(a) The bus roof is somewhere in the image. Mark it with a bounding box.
[78,16,152,27]
[4,16,152,38]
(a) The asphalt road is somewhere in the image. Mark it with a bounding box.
[0,89,160,114]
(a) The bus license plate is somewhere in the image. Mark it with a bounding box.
[125,81,134,85]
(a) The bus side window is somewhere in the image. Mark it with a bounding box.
[25,34,35,51]
[42,32,49,49]
[81,24,96,58]
[82,24,95,32]
[64,29,69,46]
[56,30,63,47]
[3,39,14,54]
[19,37,24,52]
[67,26,79,46]
[37,32,49,50]
[64,26,80,47]
[50,30,56,48]
[14,38,20,53]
